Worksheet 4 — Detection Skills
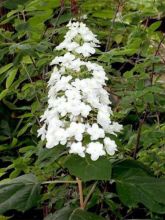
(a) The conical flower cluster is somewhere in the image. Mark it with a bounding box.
[38,21,122,161]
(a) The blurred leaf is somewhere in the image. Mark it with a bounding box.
[17,122,33,137]
[148,21,161,33]
[44,207,105,220]
[0,174,41,214]
[113,160,165,214]
[25,0,60,11]
[3,0,29,9]
[0,89,8,100]
[6,67,18,88]
[93,10,114,19]
[0,63,13,75]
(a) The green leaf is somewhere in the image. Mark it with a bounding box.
[27,10,53,40]
[51,13,72,27]
[112,159,151,178]
[114,34,123,44]
[124,71,133,78]
[0,89,8,100]
[25,0,60,11]
[112,160,165,214]
[93,10,114,19]
[0,63,13,75]
[0,174,41,214]
[148,21,161,33]
[70,208,105,220]
[7,9,19,18]
[17,122,33,137]
[44,206,73,220]
[64,155,111,181]
[2,100,17,110]
[3,0,29,9]
[36,145,65,168]
[6,67,18,88]
[44,207,105,220]
[0,215,10,220]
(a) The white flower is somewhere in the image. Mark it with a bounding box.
[109,122,123,134]
[80,14,87,20]
[45,117,67,149]
[104,137,118,155]
[55,22,99,58]
[38,20,122,160]
[46,127,67,149]
[86,142,106,161]
[54,76,72,92]
[66,42,79,51]
[87,123,105,140]
[37,124,46,140]
[65,89,81,101]
[80,103,91,117]
[86,62,103,72]
[67,122,85,141]
[75,43,95,57]
[99,89,111,105]
[50,52,75,66]
[97,105,112,131]
[48,67,61,86]
[68,58,83,71]
[69,142,85,157]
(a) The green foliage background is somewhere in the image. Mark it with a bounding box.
[0,0,165,219]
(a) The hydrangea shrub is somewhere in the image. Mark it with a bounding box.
[38,21,122,161]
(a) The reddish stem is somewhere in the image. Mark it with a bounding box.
[71,0,79,16]
[60,0,65,8]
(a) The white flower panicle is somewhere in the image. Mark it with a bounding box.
[38,20,123,161]
[55,21,100,57]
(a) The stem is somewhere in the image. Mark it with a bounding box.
[155,35,165,56]
[76,177,84,209]
[42,180,78,184]
[30,56,37,69]
[42,178,97,210]
[21,63,41,127]
[150,35,165,84]
[133,111,147,159]
[71,0,79,16]
[21,10,26,22]
[54,0,65,28]
[43,178,85,210]
[156,112,160,125]
[49,0,65,41]
[83,182,97,209]
[60,0,65,8]
[105,1,121,51]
